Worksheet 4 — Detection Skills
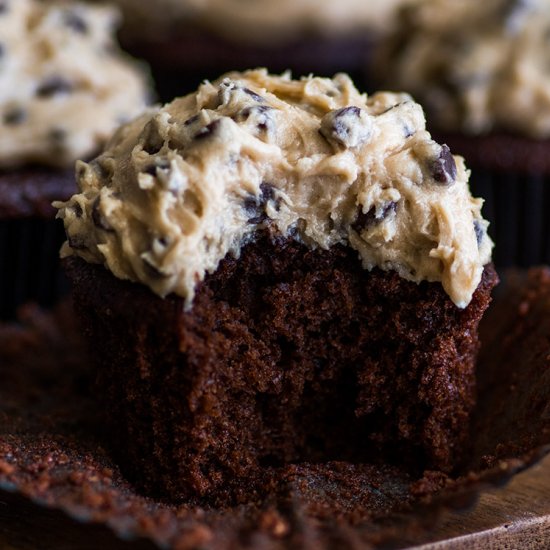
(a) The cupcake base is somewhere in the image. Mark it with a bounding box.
[65,234,497,502]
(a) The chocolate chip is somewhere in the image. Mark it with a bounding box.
[431,145,457,185]
[194,119,221,140]
[288,218,307,238]
[142,120,164,155]
[49,127,66,144]
[320,106,373,149]
[244,183,275,224]
[243,195,257,213]
[3,107,25,125]
[243,88,265,102]
[235,105,275,134]
[183,114,200,127]
[238,105,271,120]
[473,220,484,246]
[0,43,5,58]
[352,202,397,233]
[68,234,87,250]
[91,197,113,232]
[144,159,170,177]
[64,11,88,33]
[72,203,83,218]
[341,106,360,117]
[0,2,7,15]
[36,77,73,98]
[142,258,168,280]
[259,182,275,202]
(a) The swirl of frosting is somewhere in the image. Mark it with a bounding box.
[56,69,492,308]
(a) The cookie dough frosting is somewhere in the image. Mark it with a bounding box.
[108,0,411,43]
[0,0,150,168]
[56,69,492,309]
[378,0,550,137]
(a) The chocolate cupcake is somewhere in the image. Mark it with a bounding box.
[56,69,497,502]
[104,0,412,101]
[0,0,151,318]
[375,0,550,267]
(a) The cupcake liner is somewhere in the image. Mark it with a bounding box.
[0,269,549,548]
[0,218,67,320]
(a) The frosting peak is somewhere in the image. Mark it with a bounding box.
[56,69,492,308]
[0,0,150,168]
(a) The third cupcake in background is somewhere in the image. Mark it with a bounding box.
[0,0,151,318]
[102,0,412,100]
[375,0,550,267]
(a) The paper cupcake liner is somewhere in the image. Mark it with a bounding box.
[1,269,549,548]
[0,218,67,319]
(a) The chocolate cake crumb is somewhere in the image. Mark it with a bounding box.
[2,275,550,549]
[65,234,497,502]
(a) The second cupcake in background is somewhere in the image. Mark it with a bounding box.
[103,0,413,100]
[0,0,151,318]
[374,0,550,267]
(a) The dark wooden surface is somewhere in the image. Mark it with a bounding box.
[408,454,550,549]
[2,455,549,549]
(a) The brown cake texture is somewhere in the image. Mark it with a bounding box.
[65,232,497,503]
[3,271,550,549]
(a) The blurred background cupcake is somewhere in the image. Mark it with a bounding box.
[0,0,151,318]
[374,0,550,267]
[103,0,412,101]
